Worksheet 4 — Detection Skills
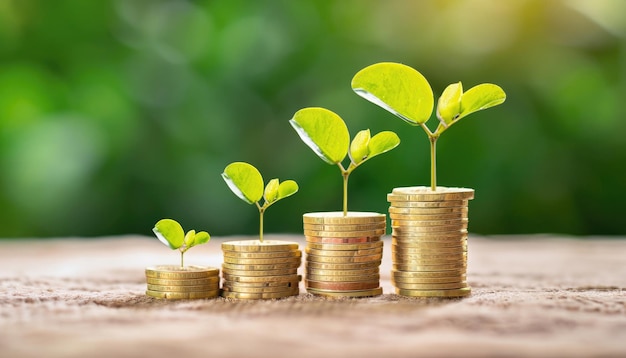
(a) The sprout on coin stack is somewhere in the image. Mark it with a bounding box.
[145,219,220,300]
[351,62,506,298]
[290,107,400,298]
[220,162,302,299]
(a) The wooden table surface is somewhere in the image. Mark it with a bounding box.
[0,234,624,358]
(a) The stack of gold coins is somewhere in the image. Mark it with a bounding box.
[145,265,220,299]
[387,187,474,298]
[221,240,302,299]
[303,212,386,298]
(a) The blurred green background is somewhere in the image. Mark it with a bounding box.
[0,0,624,238]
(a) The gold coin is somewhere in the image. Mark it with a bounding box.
[305,279,380,291]
[305,261,381,270]
[392,237,468,247]
[223,256,302,265]
[145,289,220,299]
[306,241,383,251]
[388,212,467,221]
[391,269,466,278]
[391,275,466,284]
[303,229,386,238]
[393,281,468,290]
[222,250,301,259]
[392,228,468,237]
[305,267,379,277]
[305,236,382,244]
[221,284,299,294]
[393,263,467,272]
[221,261,301,271]
[395,287,471,298]
[306,273,380,283]
[221,288,299,299]
[303,212,386,224]
[221,240,299,252]
[387,198,468,207]
[391,224,467,233]
[222,273,302,283]
[303,222,386,232]
[221,267,299,277]
[390,186,475,201]
[146,283,218,292]
[389,206,469,214]
[307,287,383,298]
[145,276,220,286]
[306,253,382,264]
[305,247,383,257]
[391,218,468,227]
[145,265,219,279]
[221,278,300,288]
[392,244,466,254]
[392,252,467,262]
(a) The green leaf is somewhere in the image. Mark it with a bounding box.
[184,229,196,247]
[437,82,463,126]
[349,129,370,165]
[153,219,184,250]
[351,62,434,125]
[264,178,280,204]
[276,180,298,200]
[192,231,210,247]
[457,83,506,120]
[222,162,264,204]
[290,107,350,165]
[367,131,401,160]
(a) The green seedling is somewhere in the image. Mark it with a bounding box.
[351,62,506,190]
[152,218,210,267]
[222,162,298,242]
[290,107,400,216]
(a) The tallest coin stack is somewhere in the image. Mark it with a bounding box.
[387,187,474,298]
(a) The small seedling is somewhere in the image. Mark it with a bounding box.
[152,218,210,267]
[290,107,400,216]
[222,162,298,242]
[351,62,506,190]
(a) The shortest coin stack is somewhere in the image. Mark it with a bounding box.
[221,240,302,300]
[145,265,220,299]
[303,212,386,298]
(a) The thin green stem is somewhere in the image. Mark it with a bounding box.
[259,208,265,243]
[342,171,349,216]
[180,251,184,268]
[429,135,438,191]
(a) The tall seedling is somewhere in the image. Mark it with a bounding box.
[352,62,506,190]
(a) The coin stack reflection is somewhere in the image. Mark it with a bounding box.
[145,265,220,299]
[220,240,302,299]
[303,212,385,298]
[387,187,474,298]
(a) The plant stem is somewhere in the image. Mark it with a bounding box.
[342,171,349,216]
[429,135,438,191]
[180,251,184,268]
[259,208,265,243]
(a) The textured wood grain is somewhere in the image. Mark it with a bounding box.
[0,235,624,358]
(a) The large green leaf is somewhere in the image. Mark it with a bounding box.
[290,107,349,164]
[437,82,463,126]
[264,178,279,203]
[153,218,184,250]
[458,83,506,120]
[367,131,400,159]
[222,162,264,204]
[351,62,434,125]
[349,129,370,165]
[277,180,298,200]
